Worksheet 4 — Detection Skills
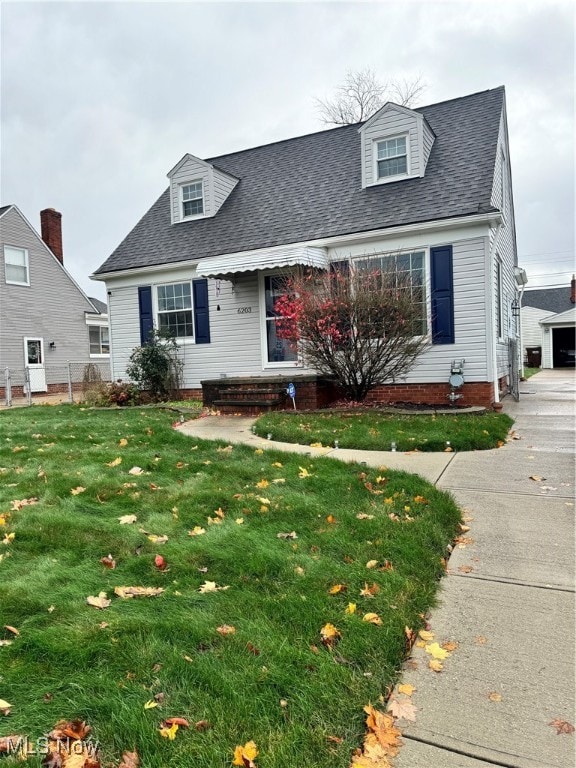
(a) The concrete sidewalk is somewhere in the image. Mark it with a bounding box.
[177,370,575,768]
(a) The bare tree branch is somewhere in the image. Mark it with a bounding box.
[315,68,428,126]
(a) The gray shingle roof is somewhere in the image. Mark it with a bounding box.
[87,296,108,314]
[0,205,13,217]
[95,87,504,276]
[523,286,574,314]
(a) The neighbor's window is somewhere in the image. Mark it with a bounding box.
[376,136,408,179]
[357,251,427,334]
[4,245,29,285]
[157,282,194,338]
[264,275,298,364]
[181,181,204,218]
[89,326,110,355]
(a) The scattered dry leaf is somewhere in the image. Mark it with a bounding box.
[233,740,259,767]
[329,584,346,595]
[118,751,139,768]
[106,457,122,467]
[359,582,380,598]
[277,531,297,540]
[366,560,378,569]
[425,642,449,660]
[128,467,144,475]
[189,526,206,536]
[387,697,417,722]
[398,684,415,696]
[488,692,502,702]
[118,515,137,525]
[320,623,341,647]
[86,592,111,610]
[0,699,12,715]
[100,554,116,569]
[70,486,86,495]
[362,613,383,626]
[216,624,236,636]
[549,718,575,735]
[114,586,164,599]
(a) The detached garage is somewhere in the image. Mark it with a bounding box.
[521,279,576,369]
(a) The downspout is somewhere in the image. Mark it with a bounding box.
[518,282,526,378]
[488,222,503,403]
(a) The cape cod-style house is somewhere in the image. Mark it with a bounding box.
[92,86,523,411]
[0,206,109,398]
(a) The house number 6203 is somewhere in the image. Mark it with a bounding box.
[237,307,252,314]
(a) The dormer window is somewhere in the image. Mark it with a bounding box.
[376,136,408,180]
[182,182,204,218]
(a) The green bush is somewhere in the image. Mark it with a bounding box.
[126,329,183,401]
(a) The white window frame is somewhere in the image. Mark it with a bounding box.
[88,324,110,357]
[4,245,30,286]
[354,249,430,338]
[180,180,204,220]
[373,134,410,184]
[155,280,195,340]
[259,272,301,369]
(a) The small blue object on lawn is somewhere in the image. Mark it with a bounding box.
[287,382,296,409]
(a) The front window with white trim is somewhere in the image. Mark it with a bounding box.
[264,275,298,364]
[157,282,194,338]
[357,250,427,335]
[376,136,408,180]
[4,245,30,285]
[89,326,110,355]
[181,181,204,218]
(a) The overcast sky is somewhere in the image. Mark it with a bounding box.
[1,0,574,301]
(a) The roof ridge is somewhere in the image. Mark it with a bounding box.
[204,87,505,165]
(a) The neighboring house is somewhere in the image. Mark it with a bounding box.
[521,279,576,368]
[0,205,109,396]
[93,86,523,410]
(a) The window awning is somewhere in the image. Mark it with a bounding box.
[195,246,329,279]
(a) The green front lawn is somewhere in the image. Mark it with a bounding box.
[0,406,460,767]
[255,411,514,452]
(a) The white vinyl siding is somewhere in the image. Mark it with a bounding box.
[4,245,29,285]
[105,268,315,389]
[422,121,435,169]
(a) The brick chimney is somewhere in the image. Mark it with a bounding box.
[571,274,575,304]
[40,208,63,264]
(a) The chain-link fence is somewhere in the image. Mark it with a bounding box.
[1,361,111,407]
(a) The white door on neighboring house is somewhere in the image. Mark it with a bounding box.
[24,338,47,392]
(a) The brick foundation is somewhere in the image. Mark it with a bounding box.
[201,376,499,413]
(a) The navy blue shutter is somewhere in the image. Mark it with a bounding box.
[430,245,455,344]
[193,279,210,344]
[138,286,153,345]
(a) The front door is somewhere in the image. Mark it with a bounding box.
[24,337,47,392]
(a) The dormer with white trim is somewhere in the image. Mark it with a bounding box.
[168,154,239,224]
[359,102,435,188]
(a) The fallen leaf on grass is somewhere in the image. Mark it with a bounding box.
[118,751,139,768]
[118,515,137,525]
[70,487,86,495]
[366,560,379,569]
[255,479,269,488]
[147,534,168,545]
[216,624,236,636]
[164,717,190,727]
[277,531,297,540]
[144,700,158,710]
[128,467,144,475]
[154,555,168,570]
[86,592,111,610]
[198,581,230,593]
[329,584,346,595]
[345,603,357,614]
[362,613,382,626]
[188,526,206,536]
[4,626,19,637]
[119,438,128,447]
[194,719,211,731]
[359,583,380,598]
[549,718,575,735]
[356,513,374,520]
[114,586,164,599]
[105,457,122,467]
[10,497,39,511]
[233,740,258,767]
[298,467,312,478]
[0,699,12,715]
[320,623,341,647]
[387,697,417,722]
[159,722,179,740]
[100,554,116,569]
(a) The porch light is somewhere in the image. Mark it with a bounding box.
[49,341,56,350]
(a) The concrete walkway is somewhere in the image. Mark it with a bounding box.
[177,370,575,768]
